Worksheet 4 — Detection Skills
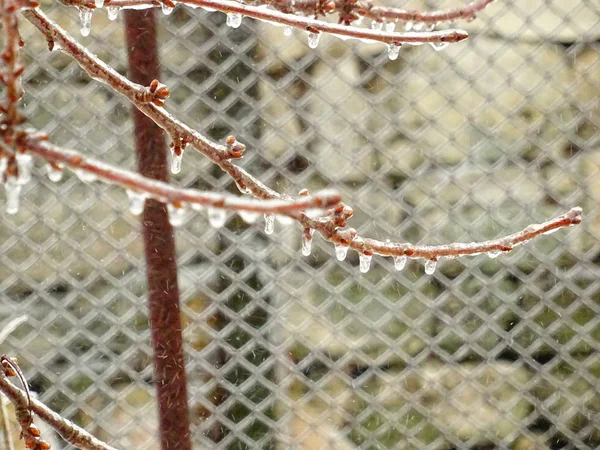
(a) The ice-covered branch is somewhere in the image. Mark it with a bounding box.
[18,135,342,216]
[21,6,584,273]
[0,357,118,450]
[58,0,468,49]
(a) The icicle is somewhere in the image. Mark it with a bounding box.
[264,213,275,234]
[126,190,146,216]
[79,7,92,37]
[387,43,401,60]
[167,203,187,227]
[424,259,437,275]
[335,245,348,261]
[429,42,449,52]
[239,210,259,224]
[74,168,97,183]
[487,249,502,259]
[226,12,242,28]
[46,164,63,182]
[283,26,293,36]
[301,229,314,256]
[384,21,396,32]
[4,177,22,215]
[276,214,294,225]
[307,32,320,49]
[107,6,119,20]
[15,153,33,185]
[393,255,407,271]
[208,207,227,228]
[404,21,414,31]
[170,147,183,174]
[161,1,174,14]
[370,20,383,31]
[359,253,372,273]
[94,0,104,8]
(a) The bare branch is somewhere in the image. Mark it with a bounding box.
[0,358,118,450]
[21,7,584,270]
[18,135,342,214]
[60,0,469,46]
[367,0,497,25]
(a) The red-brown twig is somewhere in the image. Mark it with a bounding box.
[21,8,584,267]
[0,358,117,450]
[18,135,341,214]
[59,0,469,46]
[366,0,497,24]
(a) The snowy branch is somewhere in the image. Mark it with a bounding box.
[0,357,118,450]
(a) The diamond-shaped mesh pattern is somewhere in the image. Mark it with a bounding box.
[2,0,600,449]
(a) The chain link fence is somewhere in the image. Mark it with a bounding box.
[1,0,599,449]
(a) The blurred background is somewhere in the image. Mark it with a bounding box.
[1,0,599,449]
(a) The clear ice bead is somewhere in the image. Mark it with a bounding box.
[371,20,383,31]
[264,213,275,234]
[307,32,320,49]
[226,12,242,28]
[74,168,97,183]
[16,153,33,185]
[239,210,259,224]
[170,148,183,174]
[126,190,146,216]
[167,203,187,227]
[208,207,227,228]
[393,255,407,271]
[487,249,502,259]
[161,2,174,15]
[359,254,372,273]
[301,229,314,256]
[283,26,293,36]
[424,259,437,275]
[384,21,396,32]
[107,6,119,20]
[94,0,104,8]
[387,43,400,60]
[335,245,348,261]
[46,164,63,182]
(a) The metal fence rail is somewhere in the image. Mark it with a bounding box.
[1,1,599,449]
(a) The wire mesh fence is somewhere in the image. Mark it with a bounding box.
[1,0,599,449]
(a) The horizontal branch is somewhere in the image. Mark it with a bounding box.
[367,0,497,24]
[22,5,584,271]
[0,361,118,450]
[19,136,341,214]
[61,0,469,46]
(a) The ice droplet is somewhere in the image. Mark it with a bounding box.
[384,21,396,32]
[301,229,314,256]
[393,255,407,271]
[487,249,502,259]
[208,207,227,228]
[424,259,437,275]
[167,203,187,227]
[4,177,21,215]
[387,43,401,60]
[16,153,33,185]
[429,42,449,52]
[94,0,104,8]
[413,22,425,31]
[335,245,348,261]
[79,7,92,37]
[126,190,146,216]
[74,168,97,183]
[425,22,435,31]
[283,26,293,36]
[404,21,413,31]
[239,210,259,224]
[170,148,183,174]
[359,254,372,273]
[161,2,174,15]
[190,202,204,212]
[264,213,275,234]
[107,6,119,20]
[370,20,383,31]
[226,12,242,28]
[46,164,63,182]
[307,32,320,49]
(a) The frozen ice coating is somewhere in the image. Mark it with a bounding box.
[107,6,119,20]
[208,207,227,228]
[161,2,174,14]
[79,7,92,37]
[73,168,97,183]
[387,43,400,60]
[239,210,259,224]
[4,177,22,215]
[226,12,242,28]
[307,32,320,49]
[170,148,183,174]
[167,203,187,227]
[94,0,104,8]
[264,213,275,234]
[393,255,407,271]
[359,253,372,273]
[335,244,348,261]
[46,163,63,182]
[276,214,294,225]
[126,190,146,216]
[424,259,437,275]
[487,249,502,259]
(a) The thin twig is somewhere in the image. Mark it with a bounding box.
[0,363,117,450]
[60,0,469,45]
[19,136,342,214]
[0,395,15,450]
[22,8,584,264]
